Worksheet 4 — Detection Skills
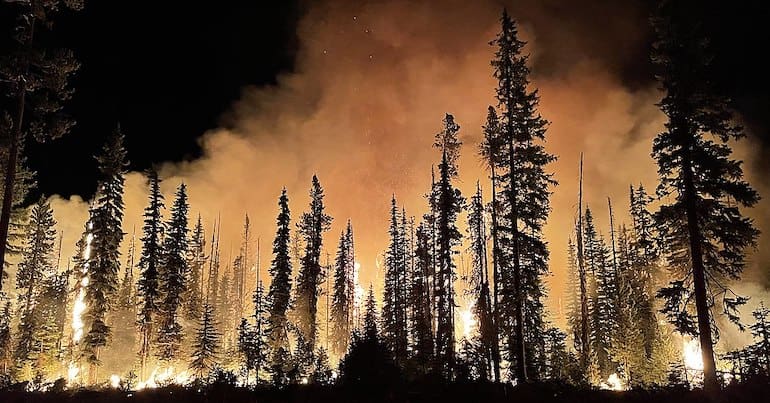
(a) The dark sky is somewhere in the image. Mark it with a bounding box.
[7,0,770,200]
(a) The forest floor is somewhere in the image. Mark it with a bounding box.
[1,378,768,403]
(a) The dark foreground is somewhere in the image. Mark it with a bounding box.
[2,379,769,403]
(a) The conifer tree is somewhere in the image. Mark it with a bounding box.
[467,183,495,380]
[488,9,556,382]
[651,0,760,391]
[137,169,164,375]
[156,184,189,362]
[190,303,220,380]
[79,127,127,372]
[364,285,378,342]
[433,151,464,379]
[268,189,292,353]
[0,0,82,281]
[409,222,434,372]
[184,215,206,322]
[235,214,251,322]
[382,196,408,364]
[331,221,354,359]
[0,299,11,375]
[14,197,57,374]
[748,303,770,375]
[295,176,332,349]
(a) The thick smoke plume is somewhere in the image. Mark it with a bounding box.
[47,0,768,342]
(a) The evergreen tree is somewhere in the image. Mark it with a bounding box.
[382,196,408,364]
[136,169,164,375]
[295,175,332,349]
[268,189,292,353]
[433,151,464,379]
[79,127,127,372]
[364,285,378,342]
[184,215,206,322]
[0,299,11,375]
[189,303,220,380]
[36,271,68,376]
[14,197,57,375]
[156,184,189,362]
[0,145,35,286]
[748,302,770,375]
[331,221,354,359]
[0,0,82,282]
[651,0,760,391]
[237,281,270,385]
[488,9,556,382]
[467,183,495,380]
[234,214,252,322]
[409,222,434,373]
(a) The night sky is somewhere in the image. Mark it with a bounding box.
[18,0,770,201]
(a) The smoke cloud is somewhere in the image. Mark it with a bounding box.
[46,0,768,340]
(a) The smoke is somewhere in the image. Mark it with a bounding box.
[45,0,768,344]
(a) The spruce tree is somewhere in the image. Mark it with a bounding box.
[488,9,556,381]
[748,302,770,375]
[331,221,354,359]
[190,303,220,380]
[382,196,408,364]
[184,215,206,322]
[79,127,127,372]
[14,197,57,375]
[651,0,760,391]
[268,188,292,353]
[156,184,189,362]
[467,183,495,380]
[136,169,164,375]
[364,285,378,342]
[295,175,332,349]
[433,151,464,379]
[409,222,434,373]
[0,0,82,281]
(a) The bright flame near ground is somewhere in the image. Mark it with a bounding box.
[67,226,93,385]
[110,374,121,388]
[683,338,704,371]
[600,373,625,391]
[460,302,476,339]
[136,367,192,390]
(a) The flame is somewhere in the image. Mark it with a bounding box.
[460,302,476,339]
[67,226,93,385]
[136,367,192,390]
[600,373,625,391]
[110,374,121,388]
[683,337,704,372]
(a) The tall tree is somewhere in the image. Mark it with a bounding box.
[295,176,332,349]
[409,222,434,373]
[136,169,164,376]
[268,188,292,354]
[14,197,57,375]
[235,214,251,322]
[156,184,189,362]
[382,196,408,364]
[651,0,760,392]
[184,215,206,322]
[0,0,81,283]
[78,127,127,376]
[189,303,220,380]
[331,221,355,359]
[467,183,495,380]
[489,9,556,382]
[433,151,464,379]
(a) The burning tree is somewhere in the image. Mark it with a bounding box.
[651,0,760,392]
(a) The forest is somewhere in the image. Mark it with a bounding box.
[0,0,769,402]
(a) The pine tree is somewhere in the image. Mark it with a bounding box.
[467,183,495,380]
[651,0,760,391]
[36,271,68,376]
[364,285,378,342]
[0,0,82,282]
[433,151,464,379]
[0,145,35,286]
[136,169,164,376]
[268,188,292,353]
[14,197,57,375]
[331,221,355,359]
[79,127,127,373]
[488,9,556,382]
[237,281,270,385]
[409,222,434,373]
[184,215,206,322]
[156,184,189,362]
[295,176,332,350]
[382,196,408,364]
[190,303,220,380]
[748,302,770,375]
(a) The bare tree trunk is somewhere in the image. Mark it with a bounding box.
[576,154,590,372]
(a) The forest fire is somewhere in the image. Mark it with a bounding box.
[683,338,704,383]
[67,225,94,385]
[600,373,625,391]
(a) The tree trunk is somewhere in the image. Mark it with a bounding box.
[507,131,527,382]
[489,166,502,382]
[0,78,26,292]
